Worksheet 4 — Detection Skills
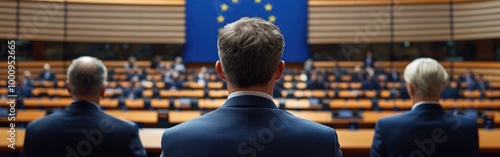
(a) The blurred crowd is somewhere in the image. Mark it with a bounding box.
[16,53,494,101]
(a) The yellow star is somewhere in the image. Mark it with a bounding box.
[255,0,261,3]
[264,3,272,11]
[217,15,225,23]
[221,3,228,11]
[268,15,276,23]
[232,0,238,3]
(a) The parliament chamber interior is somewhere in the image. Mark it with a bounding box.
[1,0,500,157]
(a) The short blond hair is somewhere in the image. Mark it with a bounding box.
[404,58,449,97]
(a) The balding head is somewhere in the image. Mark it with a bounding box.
[67,56,107,97]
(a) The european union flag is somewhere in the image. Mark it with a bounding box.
[183,0,310,63]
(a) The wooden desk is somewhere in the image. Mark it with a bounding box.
[330,99,372,109]
[1,128,499,153]
[160,90,204,98]
[125,99,145,109]
[0,110,45,123]
[0,109,157,124]
[168,111,201,124]
[23,98,73,107]
[151,99,170,109]
[208,90,228,98]
[199,99,227,109]
[289,111,404,124]
[105,110,158,124]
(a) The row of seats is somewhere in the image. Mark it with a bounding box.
[2,109,499,127]
[4,97,500,110]
[3,87,499,99]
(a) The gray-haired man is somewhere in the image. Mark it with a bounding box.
[22,56,147,157]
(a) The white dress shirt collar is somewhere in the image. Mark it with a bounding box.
[411,101,440,111]
[227,91,274,101]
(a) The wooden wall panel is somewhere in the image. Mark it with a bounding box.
[309,0,500,44]
[454,0,500,41]
[66,3,185,43]
[18,1,65,41]
[0,0,18,39]
[393,3,450,42]
[309,5,391,43]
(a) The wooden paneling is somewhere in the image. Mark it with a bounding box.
[0,0,185,43]
[309,5,391,43]
[0,1,20,39]
[66,3,185,43]
[309,0,500,44]
[454,0,500,41]
[309,0,486,6]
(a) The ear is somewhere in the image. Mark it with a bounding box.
[99,84,106,98]
[274,60,285,80]
[407,83,414,98]
[65,82,71,94]
[215,61,227,81]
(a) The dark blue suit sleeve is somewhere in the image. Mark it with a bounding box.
[370,121,385,157]
[333,129,343,157]
[129,124,147,157]
[471,123,480,157]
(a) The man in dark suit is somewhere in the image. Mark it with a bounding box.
[38,63,56,82]
[160,17,342,157]
[22,56,147,157]
[363,51,375,69]
[370,58,479,157]
[385,66,400,82]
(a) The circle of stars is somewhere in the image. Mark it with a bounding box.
[217,0,276,23]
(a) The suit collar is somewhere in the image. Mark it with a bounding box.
[222,95,277,109]
[67,100,101,112]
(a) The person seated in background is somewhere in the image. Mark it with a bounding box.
[363,51,375,69]
[39,63,56,82]
[124,56,138,70]
[22,56,146,157]
[195,66,209,85]
[332,64,347,82]
[21,71,35,98]
[170,71,184,90]
[122,81,144,99]
[307,71,327,90]
[365,67,376,79]
[150,55,166,70]
[460,69,475,90]
[474,74,490,91]
[385,66,400,82]
[173,56,186,73]
[361,76,380,90]
[398,81,410,99]
[474,74,490,99]
[440,82,459,99]
[127,69,148,82]
[370,58,479,157]
[351,66,365,82]
[160,17,342,157]
[304,58,315,73]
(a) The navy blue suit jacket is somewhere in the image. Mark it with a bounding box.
[370,103,479,157]
[22,101,147,157]
[161,95,343,157]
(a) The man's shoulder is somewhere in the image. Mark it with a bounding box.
[28,110,136,130]
[163,109,335,137]
[377,111,411,123]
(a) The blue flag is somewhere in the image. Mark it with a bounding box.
[183,0,310,63]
